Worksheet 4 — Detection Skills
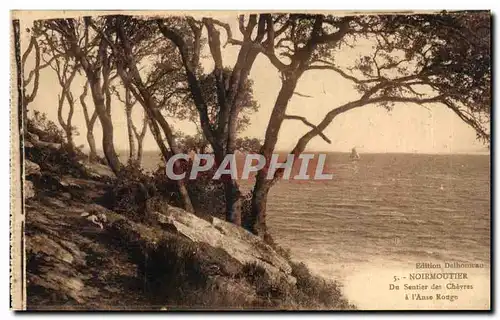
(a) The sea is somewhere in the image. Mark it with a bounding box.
[136,151,491,309]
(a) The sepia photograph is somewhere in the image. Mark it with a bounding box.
[9,10,491,311]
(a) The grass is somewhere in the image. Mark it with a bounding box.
[106,215,355,310]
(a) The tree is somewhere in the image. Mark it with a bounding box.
[158,16,263,225]
[114,85,139,162]
[44,17,123,174]
[175,131,208,154]
[132,113,149,163]
[79,81,99,161]
[235,137,262,153]
[112,84,149,164]
[21,22,57,131]
[159,12,490,236]
[251,12,490,236]
[41,40,79,152]
[94,15,195,212]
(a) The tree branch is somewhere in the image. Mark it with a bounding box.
[293,91,314,98]
[307,60,380,84]
[290,94,446,155]
[284,114,331,143]
[157,19,217,147]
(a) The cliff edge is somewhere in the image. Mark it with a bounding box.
[23,132,354,310]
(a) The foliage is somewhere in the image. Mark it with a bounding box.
[25,112,90,178]
[187,68,260,133]
[175,132,262,154]
[27,111,65,144]
[239,262,355,309]
[290,261,354,309]
[106,158,228,220]
[235,137,262,153]
[109,215,354,310]
[104,160,159,220]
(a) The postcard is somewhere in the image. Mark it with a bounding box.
[10,10,491,310]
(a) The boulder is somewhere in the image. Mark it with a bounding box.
[78,160,115,179]
[27,132,61,149]
[25,160,41,177]
[26,219,97,305]
[59,176,83,188]
[153,205,296,285]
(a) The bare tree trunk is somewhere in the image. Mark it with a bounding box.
[126,104,137,162]
[149,105,194,213]
[224,180,242,225]
[88,78,121,174]
[249,77,298,236]
[80,82,99,162]
[21,31,43,130]
[56,68,77,153]
[248,179,272,235]
[64,129,75,152]
[134,114,148,164]
[116,67,194,211]
[57,93,75,152]
[137,138,144,164]
[113,23,194,211]
[128,80,194,212]
[144,111,194,212]
[44,18,120,171]
[86,129,98,160]
[117,86,145,164]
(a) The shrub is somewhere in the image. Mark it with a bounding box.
[141,236,208,302]
[290,261,355,310]
[240,263,293,307]
[26,144,83,177]
[151,164,186,208]
[238,261,355,310]
[104,161,159,220]
[151,160,227,217]
[27,111,65,144]
[263,233,292,261]
[25,112,92,179]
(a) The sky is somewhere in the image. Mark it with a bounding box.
[18,11,489,154]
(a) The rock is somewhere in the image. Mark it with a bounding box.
[60,176,83,188]
[26,232,94,304]
[25,140,34,148]
[86,215,104,229]
[28,234,76,265]
[85,203,122,224]
[81,213,107,229]
[26,131,40,142]
[78,160,115,179]
[27,132,61,149]
[154,205,296,285]
[25,180,36,199]
[61,193,72,200]
[44,197,66,208]
[25,160,41,177]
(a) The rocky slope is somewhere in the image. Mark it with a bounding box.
[23,133,354,310]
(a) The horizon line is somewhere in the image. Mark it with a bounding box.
[102,149,490,156]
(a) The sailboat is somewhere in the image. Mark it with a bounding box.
[350,147,360,161]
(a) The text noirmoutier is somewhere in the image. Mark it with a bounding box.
[408,261,486,282]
